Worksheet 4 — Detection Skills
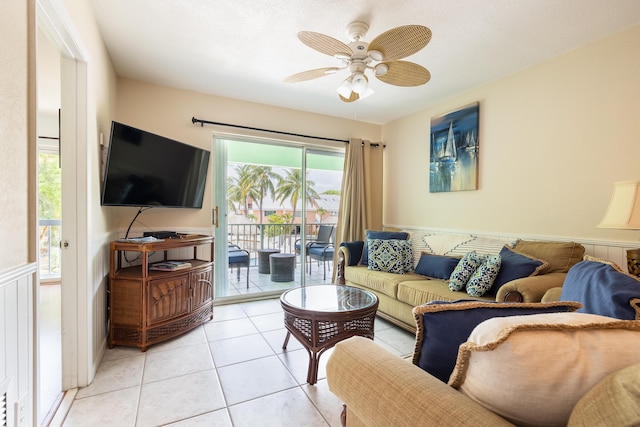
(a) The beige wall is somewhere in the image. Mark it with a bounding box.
[0,0,33,272]
[382,24,640,243]
[112,79,382,232]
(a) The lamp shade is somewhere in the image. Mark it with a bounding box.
[597,181,640,229]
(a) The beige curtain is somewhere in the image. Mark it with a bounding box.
[331,138,383,282]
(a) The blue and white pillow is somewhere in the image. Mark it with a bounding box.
[466,254,502,297]
[449,251,484,291]
[368,238,413,274]
[361,230,409,266]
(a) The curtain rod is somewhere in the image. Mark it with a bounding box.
[192,117,348,143]
[191,116,383,147]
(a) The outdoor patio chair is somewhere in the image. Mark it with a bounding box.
[228,243,250,288]
[295,224,335,280]
[307,226,336,280]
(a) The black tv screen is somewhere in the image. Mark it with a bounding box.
[101,122,210,208]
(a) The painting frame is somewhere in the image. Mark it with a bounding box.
[429,102,479,193]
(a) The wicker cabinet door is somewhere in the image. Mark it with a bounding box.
[190,267,213,311]
[147,274,191,325]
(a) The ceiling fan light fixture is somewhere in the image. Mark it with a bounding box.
[336,77,353,98]
[374,63,389,76]
[368,49,384,61]
[359,86,374,100]
[351,73,368,94]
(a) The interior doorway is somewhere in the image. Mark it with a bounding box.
[37,0,89,423]
[36,26,63,425]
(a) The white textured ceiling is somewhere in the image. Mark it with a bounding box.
[90,0,640,124]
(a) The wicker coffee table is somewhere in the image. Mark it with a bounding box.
[280,284,378,385]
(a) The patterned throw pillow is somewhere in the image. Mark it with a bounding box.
[449,251,484,291]
[466,254,502,297]
[367,238,413,274]
[360,230,409,266]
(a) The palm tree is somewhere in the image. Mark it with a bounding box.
[230,164,260,216]
[245,166,280,222]
[275,169,320,221]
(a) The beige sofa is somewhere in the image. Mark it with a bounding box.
[327,336,640,427]
[336,236,585,331]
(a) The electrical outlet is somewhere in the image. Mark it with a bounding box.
[15,394,27,427]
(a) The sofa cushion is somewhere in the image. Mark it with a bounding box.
[361,230,409,266]
[449,312,640,426]
[398,280,488,308]
[449,251,484,291]
[368,238,413,274]
[466,254,501,297]
[560,256,640,320]
[412,300,581,383]
[490,245,548,293]
[345,266,425,299]
[513,240,584,274]
[415,253,460,280]
[568,363,640,426]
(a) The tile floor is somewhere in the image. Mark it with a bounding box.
[61,297,416,426]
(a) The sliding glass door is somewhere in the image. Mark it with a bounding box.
[213,135,344,301]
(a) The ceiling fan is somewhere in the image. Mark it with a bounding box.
[284,21,432,103]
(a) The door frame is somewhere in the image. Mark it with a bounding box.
[37,0,89,393]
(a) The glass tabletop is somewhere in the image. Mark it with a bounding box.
[280,285,377,312]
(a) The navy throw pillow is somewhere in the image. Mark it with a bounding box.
[560,258,640,320]
[415,253,460,279]
[339,241,364,266]
[490,246,548,293]
[360,230,409,266]
[412,300,582,383]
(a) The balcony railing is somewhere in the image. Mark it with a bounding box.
[227,222,334,264]
[39,219,61,279]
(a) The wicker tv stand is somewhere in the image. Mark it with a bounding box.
[108,235,214,351]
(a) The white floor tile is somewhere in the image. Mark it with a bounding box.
[303,379,345,427]
[261,328,304,354]
[250,311,286,332]
[62,298,415,427]
[136,370,226,427]
[217,355,298,405]
[203,317,259,341]
[63,386,139,426]
[228,387,329,427]
[143,343,214,384]
[211,304,248,322]
[76,354,144,399]
[165,408,233,426]
[209,333,275,367]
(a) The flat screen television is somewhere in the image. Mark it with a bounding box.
[101,122,210,208]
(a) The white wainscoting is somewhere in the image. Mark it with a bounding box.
[0,263,37,427]
[388,225,635,273]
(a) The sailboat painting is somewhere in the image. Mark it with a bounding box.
[429,102,479,192]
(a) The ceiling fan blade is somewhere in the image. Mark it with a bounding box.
[298,31,352,57]
[339,92,359,103]
[375,61,431,86]
[368,25,432,61]
[284,67,340,83]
